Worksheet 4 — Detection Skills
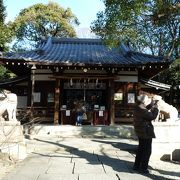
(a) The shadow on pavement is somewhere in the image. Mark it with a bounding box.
[34,138,132,172]
[92,139,137,154]
[32,138,178,180]
[91,139,180,180]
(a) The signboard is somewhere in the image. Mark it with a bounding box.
[33,92,41,102]
[128,93,135,103]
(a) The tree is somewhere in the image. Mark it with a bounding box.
[157,58,180,106]
[0,66,12,80]
[0,0,13,51]
[91,0,179,58]
[0,0,13,79]
[158,59,180,86]
[11,2,80,50]
[151,0,179,58]
[0,0,5,23]
[91,0,180,106]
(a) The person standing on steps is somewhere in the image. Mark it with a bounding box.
[133,94,159,174]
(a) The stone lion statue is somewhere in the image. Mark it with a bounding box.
[152,95,178,122]
[0,90,17,121]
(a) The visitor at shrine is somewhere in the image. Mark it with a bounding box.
[133,94,159,174]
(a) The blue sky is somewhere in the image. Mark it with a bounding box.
[4,0,105,29]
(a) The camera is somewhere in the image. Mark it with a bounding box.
[146,99,159,110]
[153,100,159,105]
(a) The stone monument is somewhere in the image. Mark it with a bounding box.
[0,90,26,160]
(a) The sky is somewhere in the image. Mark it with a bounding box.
[4,0,105,37]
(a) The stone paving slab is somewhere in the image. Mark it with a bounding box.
[11,162,49,175]
[79,173,118,180]
[74,162,105,174]
[71,151,99,163]
[103,163,128,173]
[25,154,51,163]
[117,172,153,180]
[46,162,74,174]
[2,137,180,180]
[50,155,72,163]
[3,173,39,180]
[37,174,78,180]
[71,157,98,163]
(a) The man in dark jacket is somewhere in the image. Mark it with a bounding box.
[133,94,159,174]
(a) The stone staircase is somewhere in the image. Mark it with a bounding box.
[25,124,136,139]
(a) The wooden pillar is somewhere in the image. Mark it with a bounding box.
[137,82,141,95]
[30,64,36,118]
[108,79,115,125]
[54,79,60,125]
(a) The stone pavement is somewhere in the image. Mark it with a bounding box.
[1,137,180,180]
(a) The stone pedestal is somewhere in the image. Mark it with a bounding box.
[0,121,27,160]
[152,121,180,162]
[153,121,180,143]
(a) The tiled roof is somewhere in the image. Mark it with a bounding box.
[3,37,169,66]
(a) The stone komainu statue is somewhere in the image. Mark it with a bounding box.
[153,95,178,121]
[0,90,17,121]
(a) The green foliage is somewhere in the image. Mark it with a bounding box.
[0,65,11,80]
[11,2,79,50]
[152,0,180,26]
[0,0,6,23]
[0,0,13,51]
[159,59,180,85]
[0,23,14,51]
[91,0,150,48]
[91,0,179,58]
[91,0,180,96]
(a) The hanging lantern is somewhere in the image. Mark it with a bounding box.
[56,67,59,72]
[83,68,88,72]
[96,78,98,86]
[70,78,73,86]
[84,79,86,87]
